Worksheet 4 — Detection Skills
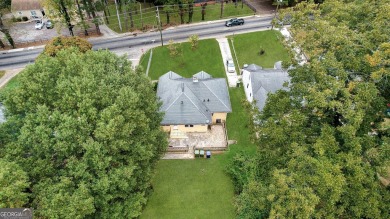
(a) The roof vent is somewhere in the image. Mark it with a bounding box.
[193,76,198,83]
[181,83,184,92]
[181,101,183,104]
[207,99,209,102]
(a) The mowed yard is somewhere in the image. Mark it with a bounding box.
[140,30,290,218]
[141,158,235,219]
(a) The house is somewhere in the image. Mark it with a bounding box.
[242,62,290,111]
[11,0,45,19]
[157,71,232,134]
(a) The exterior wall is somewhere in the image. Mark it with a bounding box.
[161,125,171,132]
[13,10,43,19]
[161,124,208,133]
[242,70,254,103]
[211,112,227,124]
[174,124,208,133]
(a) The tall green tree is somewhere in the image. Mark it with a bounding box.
[0,48,167,218]
[0,159,29,208]
[231,0,390,217]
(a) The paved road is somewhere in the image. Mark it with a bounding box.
[0,16,273,70]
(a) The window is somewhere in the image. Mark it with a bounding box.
[250,93,252,97]
[185,125,194,127]
[30,11,37,16]
[247,84,249,88]
[216,119,221,123]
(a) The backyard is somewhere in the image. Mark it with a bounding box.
[106,2,254,33]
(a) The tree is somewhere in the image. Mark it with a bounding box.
[41,0,77,36]
[41,36,92,57]
[0,1,15,48]
[232,0,390,217]
[201,3,207,21]
[0,159,29,208]
[0,48,167,218]
[187,0,194,23]
[188,34,198,50]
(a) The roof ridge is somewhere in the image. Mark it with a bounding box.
[201,80,231,111]
[183,88,209,122]
[165,92,183,111]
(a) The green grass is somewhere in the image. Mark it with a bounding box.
[141,158,235,219]
[228,30,291,68]
[0,74,21,101]
[140,39,225,80]
[106,3,254,33]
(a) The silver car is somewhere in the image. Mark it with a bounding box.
[226,59,235,73]
[35,19,44,30]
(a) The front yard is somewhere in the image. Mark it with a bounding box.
[140,38,225,80]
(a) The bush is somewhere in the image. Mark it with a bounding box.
[16,17,22,22]
[22,16,28,21]
[42,36,92,57]
[188,34,199,50]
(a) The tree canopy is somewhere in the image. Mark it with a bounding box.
[41,36,92,57]
[0,48,167,218]
[230,0,390,218]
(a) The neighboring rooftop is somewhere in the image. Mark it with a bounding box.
[11,0,42,11]
[157,71,232,125]
[243,62,290,111]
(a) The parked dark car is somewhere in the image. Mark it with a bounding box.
[225,18,244,27]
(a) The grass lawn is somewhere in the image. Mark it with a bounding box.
[228,30,291,68]
[140,39,225,80]
[141,158,235,219]
[106,3,254,33]
[0,74,21,101]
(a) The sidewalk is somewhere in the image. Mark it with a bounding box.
[0,68,24,89]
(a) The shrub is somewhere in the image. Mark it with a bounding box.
[258,47,265,55]
[16,17,22,22]
[188,34,199,50]
[22,16,28,21]
[168,39,179,57]
[42,36,92,57]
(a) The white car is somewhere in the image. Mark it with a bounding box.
[35,20,44,30]
[226,59,235,73]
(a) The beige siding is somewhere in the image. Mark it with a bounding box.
[212,112,227,124]
[161,125,170,132]
[161,124,208,133]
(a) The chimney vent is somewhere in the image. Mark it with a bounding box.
[193,76,198,82]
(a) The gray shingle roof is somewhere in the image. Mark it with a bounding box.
[11,0,41,11]
[157,72,232,125]
[250,69,290,111]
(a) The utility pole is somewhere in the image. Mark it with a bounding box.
[114,0,122,31]
[156,7,163,46]
[271,0,282,30]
